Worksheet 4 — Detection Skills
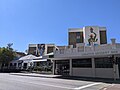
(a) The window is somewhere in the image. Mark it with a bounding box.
[76,32,80,36]
[49,55,54,58]
[76,39,80,43]
[72,58,92,68]
[47,47,54,54]
[76,32,80,43]
[100,31,107,44]
[95,57,113,68]
[14,63,17,67]
[10,63,12,66]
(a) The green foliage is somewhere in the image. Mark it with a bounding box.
[0,43,16,68]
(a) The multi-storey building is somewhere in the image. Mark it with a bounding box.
[9,44,58,71]
[52,26,120,79]
[68,26,107,47]
[28,44,56,56]
[27,44,58,71]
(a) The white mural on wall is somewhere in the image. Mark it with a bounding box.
[83,26,100,46]
[38,44,45,56]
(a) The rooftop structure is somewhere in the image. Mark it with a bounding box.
[28,44,57,56]
[68,26,107,47]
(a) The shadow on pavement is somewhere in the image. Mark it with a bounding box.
[53,75,120,84]
[5,71,120,84]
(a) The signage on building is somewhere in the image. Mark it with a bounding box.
[81,50,119,56]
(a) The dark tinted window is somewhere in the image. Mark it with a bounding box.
[72,58,92,68]
[95,57,113,68]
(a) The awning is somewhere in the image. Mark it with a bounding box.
[44,52,54,56]
[32,59,47,62]
[19,54,37,60]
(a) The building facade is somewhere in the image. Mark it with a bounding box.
[52,26,120,79]
[28,44,56,56]
[68,26,107,47]
[9,44,58,72]
[27,44,58,71]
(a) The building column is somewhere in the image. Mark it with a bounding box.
[21,62,24,69]
[113,56,119,80]
[92,58,95,77]
[116,64,119,79]
[112,56,119,80]
[16,62,18,69]
[52,60,55,75]
[69,59,72,76]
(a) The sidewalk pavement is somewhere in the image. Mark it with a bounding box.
[10,72,120,90]
[10,73,61,78]
[10,72,120,82]
[102,84,120,90]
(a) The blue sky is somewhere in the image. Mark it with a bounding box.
[0,0,120,52]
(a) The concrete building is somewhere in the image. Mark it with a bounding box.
[27,44,58,71]
[28,44,56,56]
[68,26,107,47]
[52,26,120,79]
[9,44,58,71]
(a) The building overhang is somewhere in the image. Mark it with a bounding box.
[53,49,120,61]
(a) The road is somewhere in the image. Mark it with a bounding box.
[0,73,110,90]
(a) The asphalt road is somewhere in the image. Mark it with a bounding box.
[0,73,110,90]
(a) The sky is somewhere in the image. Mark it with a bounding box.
[0,0,120,52]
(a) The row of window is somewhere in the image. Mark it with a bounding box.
[72,59,92,68]
[95,58,113,68]
[10,63,17,66]
[72,58,113,68]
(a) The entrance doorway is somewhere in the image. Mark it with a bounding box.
[55,60,69,75]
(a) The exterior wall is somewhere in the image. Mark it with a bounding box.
[72,68,93,77]
[68,26,107,47]
[72,68,119,79]
[71,57,118,79]
[53,54,120,79]
[28,44,56,56]
[95,68,114,78]
[55,57,119,79]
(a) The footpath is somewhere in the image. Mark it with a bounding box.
[10,72,120,90]
[10,72,61,78]
[102,84,120,90]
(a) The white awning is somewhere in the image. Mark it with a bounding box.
[19,55,37,60]
[44,52,54,56]
[33,56,42,60]
[32,59,47,62]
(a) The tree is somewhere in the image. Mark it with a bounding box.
[0,43,16,70]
